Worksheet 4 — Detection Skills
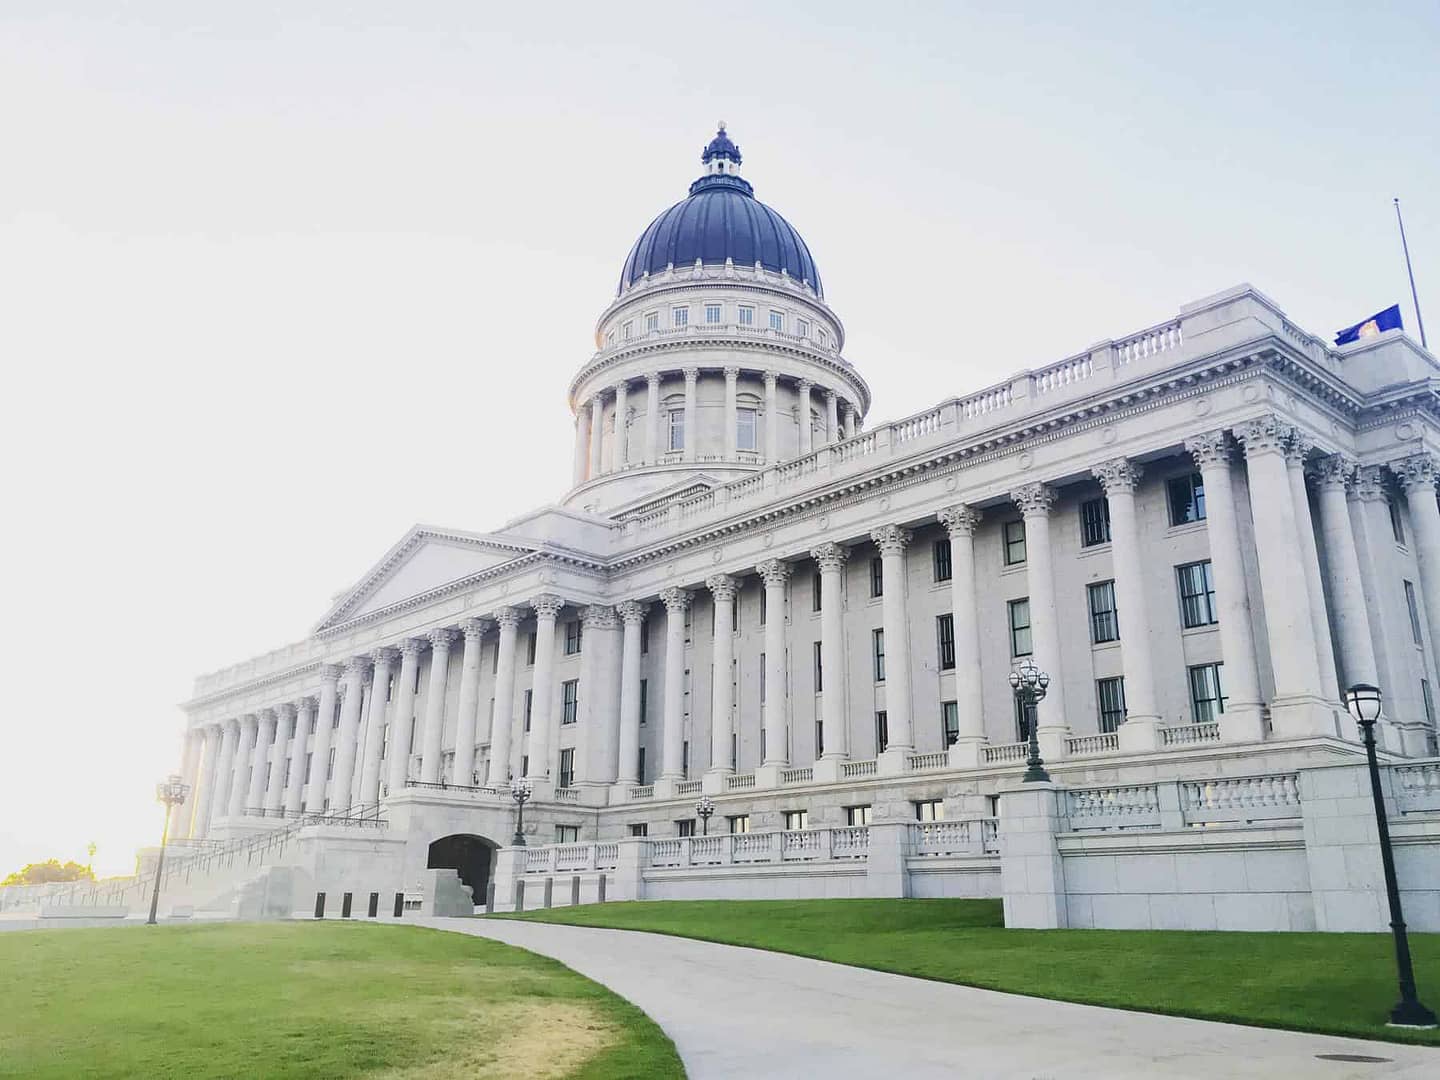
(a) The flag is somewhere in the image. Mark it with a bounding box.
[1335,304,1404,345]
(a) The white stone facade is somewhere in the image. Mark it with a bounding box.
[138,132,1440,929]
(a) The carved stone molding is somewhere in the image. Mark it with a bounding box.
[659,586,692,613]
[937,504,982,536]
[1092,457,1143,495]
[705,574,740,601]
[1185,429,1230,468]
[682,367,700,385]
[398,638,425,660]
[493,605,524,629]
[460,616,491,642]
[644,371,661,387]
[870,523,913,555]
[723,366,740,380]
[428,628,457,652]
[580,604,618,630]
[763,370,778,389]
[616,599,651,625]
[1351,464,1389,502]
[1314,453,1357,491]
[274,702,297,721]
[810,542,849,572]
[1390,452,1437,492]
[1011,482,1057,517]
[369,647,397,669]
[1235,414,1291,458]
[296,695,318,714]
[1284,428,1317,465]
[757,558,793,585]
[317,663,341,684]
[529,594,566,620]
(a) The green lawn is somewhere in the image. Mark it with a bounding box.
[0,922,683,1079]
[506,898,1440,1047]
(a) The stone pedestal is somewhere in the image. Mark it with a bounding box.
[422,869,475,917]
[754,763,783,789]
[864,821,911,898]
[1270,698,1342,740]
[1300,764,1390,932]
[811,757,843,783]
[612,838,646,901]
[998,782,1067,929]
[947,739,984,769]
[1220,703,1267,744]
[700,770,728,795]
[876,748,909,777]
[1117,718,1162,753]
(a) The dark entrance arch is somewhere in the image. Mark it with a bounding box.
[427,834,496,905]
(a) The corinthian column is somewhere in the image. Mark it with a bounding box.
[576,605,620,785]
[658,588,692,780]
[644,372,661,464]
[1286,432,1341,702]
[764,371,779,462]
[1093,459,1163,750]
[706,576,739,776]
[385,640,424,795]
[1011,484,1068,756]
[572,403,591,486]
[524,595,565,783]
[331,659,369,813]
[1186,432,1265,741]
[210,719,239,825]
[173,729,203,839]
[305,665,340,812]
[284,697,314,815]
[811,544,849,770]
[842,402,857,439]
[228,714,258,818]
[243,710,274,814]
[588,393,605,478]
[452,618,488,787]
[611,381,629,473]
[418,628,455,783]
[614,601,649,787]
[193,724,222,837]
[264,704,294,814]
[824,390,839,445]
[682,368,699,463]
[723,367,739,459]
[757,560,792,776]
[359,648,395,804]
[486,607,523,787]
[871,525,915,765]
[937,506,985,763]
[1392,453,1440,674]
[797,380,814,455]
[1314,456,1373,741]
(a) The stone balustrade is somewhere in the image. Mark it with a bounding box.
[983,742,1028,764]
[1063,772,1303,832]
[905,751,948,772]
[1161,722,1222,748]
[911,818,999,857]
[1064,733,1119,757]
[1394,761,1440,812]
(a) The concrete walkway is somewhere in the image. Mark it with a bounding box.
[422,917,1437,1079]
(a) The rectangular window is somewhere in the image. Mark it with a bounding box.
[521,754,529,776]
[326,747,336,780]
[640,620,650,654]
[527,631,537,665]
[414,664,422,694]
[304,752,312,782]
[915,799,945,822]
[933,538,952,581]
[768,310,784,332]
[759,587,767,625]
[1423,679,1436,728]
[1177,561,1218,628]
[875,710,889,753]
[558,747,574,788]
[760,653,766,702]
[736,407,758,451]
[942,700,959,745]
[1080,496,1111,547]
[523,689,533,732]
[637,747,645,783]
[1087,580,1120,644]
[555,825,579,843]
[1167,472,1207,526]
[1015,695,1037,741]
[705,303,722,324]
[644,311,659,332]
[870,556,884,597]
[561,679,579,725]
[677,819,696,837]
[872,628,886,682]
[738,305,754,326]
[629,822,648,837]
[605,330,616,348]
[796,317,810,337]
[1003,520,1027,565]
[728,814,751,834]
[622,320,633,340]
[672,306,688,327]
[639,679,648,725]
[937,613,956,670]
[564,620,582,655]
[813,641,823,692]
[812,572,822,612]
[682,740,689,775]
[1391,501,1407,544]
[1188,662,1227,723]
[1097,676,1127,733]
[668,409,685,451]
[1008,598,1033,658]
[784,809,809,831]
[1405,580,1424,645]
[731,600,739,633]
[815,718,824,757]
[845,804,872,826]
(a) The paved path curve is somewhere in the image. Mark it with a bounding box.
[422,917,1437,1079]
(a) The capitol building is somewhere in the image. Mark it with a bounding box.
[44,126,1440,932]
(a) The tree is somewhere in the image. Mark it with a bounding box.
[2,859,96,886]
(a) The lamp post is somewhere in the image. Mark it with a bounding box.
[1344,683,1437,1028]
[510,777,533,847]
[695,795,715,836]
[147,774,190,926]
[1008,658,1051,784]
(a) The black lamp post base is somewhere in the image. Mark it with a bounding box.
[1022,764,1051,784]
[1387,999,1438,1029]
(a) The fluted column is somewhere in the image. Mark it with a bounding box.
[572,404,591,485]
[452,618,488,787]
[588,393,605,478]
[871,526,915,759]
[659,587,691,779]
[758,560,792,769]
[1314,456,1373,740]
[1186,432,1265,740]
[1094,459,1163,749]
[797,379,814,456]
[611,381,628,473]
[1286,433,1341,701]
[418,629,455,783]
[305,665,340,812]
[1011,484,1068,753]
[682,368,699,463]
[264,705,294,813]
[228,714,258,818]
[723,367,739,459]
[842,402,857,439]
[706,576,739,774]
[824,391,839,446]
[193,724,222,837]
[614,601,648,786]
[486,607,522,787]
[385,640,423,795]
[331,660,368,812]
[937,507,984,760]
[284,697,314,815]
[244,710,274,814]
[764,371,779,462]
[1236,416,1332,737]
[171,729,203,838]
[576,605,619,785]
[210,719,239,825]
[644,372,661,464]
[359,648,395,805]
[525,595,565,782]
[811,544,849,761]
[1392,453,1440,675]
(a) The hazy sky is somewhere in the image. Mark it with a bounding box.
[2,2,1435,877]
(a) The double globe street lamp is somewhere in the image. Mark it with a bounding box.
[147,774,190,926]
[695,795,716,836]
[510,777,534,847]
[1008,658,1051,784]
[1344,683,1437,1029]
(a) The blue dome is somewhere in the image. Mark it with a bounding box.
[620,128,823,298]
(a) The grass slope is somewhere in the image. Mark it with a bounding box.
[0,922,683,1079]
[507,898,1440,1047]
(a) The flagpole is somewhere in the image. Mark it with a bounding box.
[1394,197,1428,349]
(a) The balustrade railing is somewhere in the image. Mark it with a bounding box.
[628,784,655,800]
[554,788,580,803]
[840,759,877,779]
[1065,732,1119,757]
[1394,761,1440,812]
[1179,774,1301,824]
[1066,785,1163,829]
[906,751,949,772]
[910,818,1000,857]
[403,780,503,797]
[676,780,703,795]
[1161,722,1221,748]
[780,766,814,784]
[982,741,1028,764]
[726,772,757,791]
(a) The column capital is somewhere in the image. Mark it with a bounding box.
[937,504,982,537]
[612,378,629,394]
[1314,453,1358,491]
[460,616,492,641]
[580,604,618,630]
[796,378,813,394]
[296,695,317,713]
[1350,464,1390,502]
[317,663,341,684]
[706,574,740,601]
[763,369,778,389]
[493,605,524,629]
[617,599,650,625]
[427,627,457,652]
[823,388,836,404]
[659,587,692,614]
[274,702,297,721]
[810,541,849,571]
[722,365,740,381]
[1235,414,1292,458]
[869,524,913,555]
[1011,482,1057,517]
[1093,457,1143,495]
[529,594,566,619]
[842,401,856,418]
[206,720,225,736]
[757,558,793,585]
[645,370,661,387]
[682,367,700,385]
[590,391,604,407]
[1284,428,1317,464]
[1185,429,1231,468]
[369,646,397,669]
[238,713,258,732]
[397,638,425,660]
[1389,452,1438,492]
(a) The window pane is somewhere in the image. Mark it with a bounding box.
[668,409,685,451]
[737,408,757,451]
[1087,581,1119,643]
[705,304,722,324]
[1097,677,1127,733]
[1178,561,1218,628]
[1003,520,1027,565]
[1080,497,1111,547]
[1168,473,1207,526]
[872,629,886,682]
[870,557,884,597]
[942,700,959,744]
[937,613,956,670]
[1009,598,1032,657]
[933,538,952,581]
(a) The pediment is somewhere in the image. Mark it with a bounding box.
[316,527,535,630]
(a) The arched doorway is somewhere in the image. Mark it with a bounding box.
[427,834,496,905]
